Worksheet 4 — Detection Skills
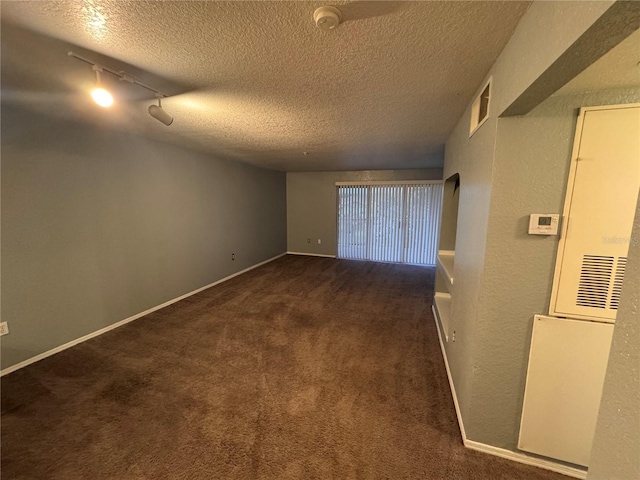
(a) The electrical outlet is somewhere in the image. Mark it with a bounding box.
[452,330,456,342]
[231,253,235,260]
[0,322,9,336]
[317,239,321,244]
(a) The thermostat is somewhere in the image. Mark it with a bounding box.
[529,214,560,235]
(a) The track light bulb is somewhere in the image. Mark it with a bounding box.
[148,98,173,126]
[90,67,113,107]
[91,87,114,107]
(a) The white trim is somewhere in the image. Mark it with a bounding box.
[464,441,587,479]
[433,305,467,440]
[548,106,585,318]
[1,252,287,377]
[334,180,443,186]
[469,76,492,137]
[287,251,336,258]
[571,103,640,113]
[432,311,587,480]
[433,294,451,342]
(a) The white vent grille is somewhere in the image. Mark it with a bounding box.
[576,255,614,309]
[609,257,627,310]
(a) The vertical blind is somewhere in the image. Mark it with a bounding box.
[337,182,443,265]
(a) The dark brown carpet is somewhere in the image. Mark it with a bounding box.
[2,255,568,479]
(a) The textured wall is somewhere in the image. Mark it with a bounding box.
[440,98,497,422]
[439,0,626,455]
[588,192,640,480]
[491,0,614,115]
[287,169,443,256]
[501,1,640,116]
[474,88,640,450]
[1,105,287,369]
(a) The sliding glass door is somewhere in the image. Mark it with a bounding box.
[337,182,443,265]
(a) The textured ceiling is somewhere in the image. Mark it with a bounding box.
[1,1,531,171]
[556,27,640,96]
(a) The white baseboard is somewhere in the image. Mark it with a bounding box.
[432,305,467,440]
[431,309,587,480]
[1,252,287,377]
[464,440,587,479]
[287,251,336,258]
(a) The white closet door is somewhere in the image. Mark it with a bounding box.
[551,105,640,322]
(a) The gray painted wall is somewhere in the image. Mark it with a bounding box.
[490,0,614,116]
[474,87,640,450]
[1,105,287,369]
[439,0,629,457]
[588,192,640,480]
[440,88,497,422]
[286,169,443,256]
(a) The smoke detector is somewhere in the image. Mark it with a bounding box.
[313,6,342,31]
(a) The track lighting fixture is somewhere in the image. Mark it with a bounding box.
[68,51,174,126]
[90,66,113,107]
[148,96,173,126]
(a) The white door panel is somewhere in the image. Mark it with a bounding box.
[552,105,640,321]
[519,315,614,466]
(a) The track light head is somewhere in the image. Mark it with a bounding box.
[148,98,173,126]
[90,65,113,107]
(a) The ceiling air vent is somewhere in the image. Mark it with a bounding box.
[609,257,627,310]
[469,77,492,137]
[576,255,613,309]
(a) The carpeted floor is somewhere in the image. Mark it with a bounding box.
[2,255,569,479]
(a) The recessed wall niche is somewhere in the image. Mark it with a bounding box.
[433,173,460,342]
